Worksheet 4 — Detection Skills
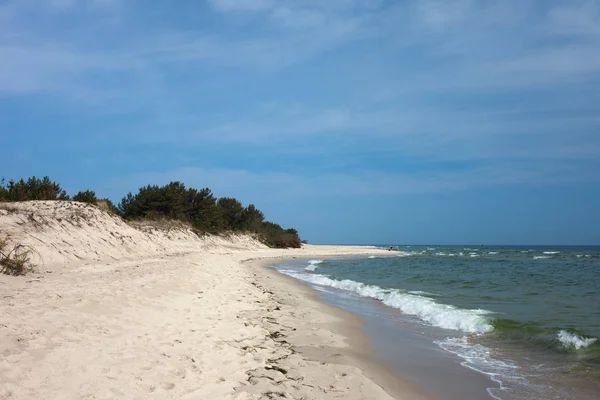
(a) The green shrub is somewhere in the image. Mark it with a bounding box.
[118,182,189,221]
[118,183,221,232]
[0,176,69,201]
[116,181,302,247]
[73,189,98,204]
[259,221,302,248]
[186,187,221,232]
[217,197,244,230]
[240,204,265,232]
[0,178,8,201]
[1,175,304,249]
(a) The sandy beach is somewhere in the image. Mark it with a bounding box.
[0,201,428,399]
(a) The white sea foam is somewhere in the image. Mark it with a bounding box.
[437,337,521,399]
[557,330,597,350]
[304,259,323,271]
[470,254,479,258]
[533,256,551,260]
[283,272,493,333]
[543,251,560,255]
[488,251,499,255]
[440,337,568,399]
[368,256,377,259]
[408,290,438,296]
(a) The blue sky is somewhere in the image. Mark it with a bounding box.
[1,0,599,245]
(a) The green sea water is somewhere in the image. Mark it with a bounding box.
[277,246,600,399]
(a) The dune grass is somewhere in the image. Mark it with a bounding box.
[0,236,36,276]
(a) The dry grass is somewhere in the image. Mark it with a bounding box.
[0,235,36,276]
[129,217,190,230]
[0,202,20,213]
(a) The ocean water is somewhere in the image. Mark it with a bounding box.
[274,246,600,400]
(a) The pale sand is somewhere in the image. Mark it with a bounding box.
[0,201,427,399]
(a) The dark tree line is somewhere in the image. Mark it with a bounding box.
[0,177,119,214]
[0,176,301,248]
[0,176,69,201]
[116,181,301,248]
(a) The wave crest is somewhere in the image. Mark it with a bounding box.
[557,330,598,350]
[285,273,493,333]
[304,259,324,271]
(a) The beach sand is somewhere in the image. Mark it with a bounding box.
[0,201,428,399]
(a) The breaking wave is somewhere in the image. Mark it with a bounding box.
[304,259,323,271]
[283,272,494,333]
[557,330,598,350]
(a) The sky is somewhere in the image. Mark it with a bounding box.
[1,0,599,245]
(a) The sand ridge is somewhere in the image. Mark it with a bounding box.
[0,201,423,399]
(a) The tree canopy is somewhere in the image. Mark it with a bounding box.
[0,176,69,201]
[0,176,302,248]
[72,190,98,204]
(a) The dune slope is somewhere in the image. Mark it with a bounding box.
[0,201,420,400]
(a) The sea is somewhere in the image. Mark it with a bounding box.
[272,246,600,400]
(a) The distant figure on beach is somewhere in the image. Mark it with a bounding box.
[388,246,393,251]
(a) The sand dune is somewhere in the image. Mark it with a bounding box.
[0,201,266,271]
[0,201,424,399]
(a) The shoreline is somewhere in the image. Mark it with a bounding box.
[4,202,596,399]
[0,201,433,400]
[245,256,433,400]
[254,254,506,400]
[1,225,430,400]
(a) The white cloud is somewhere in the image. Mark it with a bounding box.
[413,0,473,29]
[3,0,598,98]
[544,0,600,36]
[208,0,273,12]
[101,157,600,207]
[1,0,599,180]
[484,46,600,81]
[46,0,78,10]
[270,7,326,29]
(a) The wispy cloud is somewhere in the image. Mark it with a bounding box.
[208,0,273,12]
[2,0,600,195]
[3,1,599,95]
[101,157,600,207]
[544,0,600,36]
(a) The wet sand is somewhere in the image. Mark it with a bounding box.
[262,257,501,400]
[247,258,434,400]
